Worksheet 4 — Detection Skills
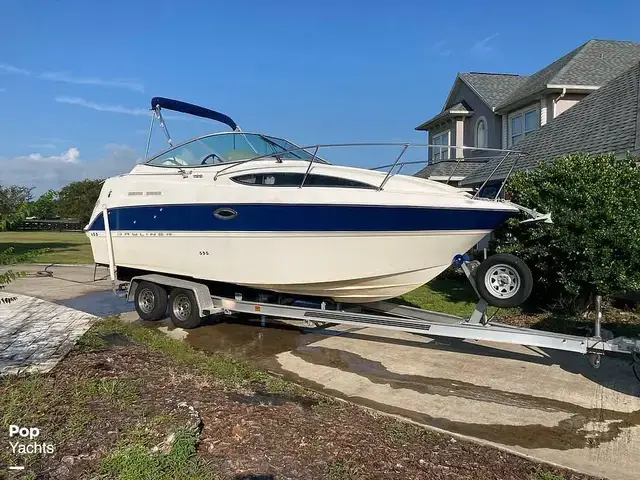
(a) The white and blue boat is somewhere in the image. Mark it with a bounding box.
[86,97,524,303]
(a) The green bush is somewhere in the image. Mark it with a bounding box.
[491,153,640,312]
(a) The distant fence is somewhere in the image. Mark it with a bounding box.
[15,219,83,232]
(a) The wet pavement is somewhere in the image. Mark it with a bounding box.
[5,264,640,479]
[185,316,355,371]
[275,328,640,480]
[57,290,133,317]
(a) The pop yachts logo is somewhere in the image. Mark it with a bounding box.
[8,425,55,455]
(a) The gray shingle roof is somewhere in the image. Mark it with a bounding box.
[497,40,640,111]
[461,61,640,186]
[458,73,529,110]
[415,101,473,131]
[415,160,488,179]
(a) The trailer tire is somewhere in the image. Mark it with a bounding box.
[134,281,168,321]
[168,288,202,329]
[475,254,533,308]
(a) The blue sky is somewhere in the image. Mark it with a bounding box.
[2,0,640,195]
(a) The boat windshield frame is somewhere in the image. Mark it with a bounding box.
[144,131,330,168]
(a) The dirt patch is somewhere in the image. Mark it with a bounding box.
[0,323,597,480]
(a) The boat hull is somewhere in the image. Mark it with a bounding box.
[86,160,518,303]
[88,228,491,303]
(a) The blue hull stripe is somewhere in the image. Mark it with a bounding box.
[87,203,516,232]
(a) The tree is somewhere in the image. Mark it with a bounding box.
[57,179,104,226]
[0,184,33,231]
[30,189,59,219]
[491,153,640,312]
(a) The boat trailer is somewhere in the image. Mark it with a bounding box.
[123,264,640,371]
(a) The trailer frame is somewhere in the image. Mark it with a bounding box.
[125,271,640,370]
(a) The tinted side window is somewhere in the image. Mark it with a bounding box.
[232,173,375,189]
[305,175,376,188]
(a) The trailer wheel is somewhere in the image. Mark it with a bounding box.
[475,254,533,308]
[134,281,168,321]
[168,288,202,329]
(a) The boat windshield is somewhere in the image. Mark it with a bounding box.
[146,132,320,167]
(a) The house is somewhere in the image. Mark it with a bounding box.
[461,59,640,187]
[414,39,640,186]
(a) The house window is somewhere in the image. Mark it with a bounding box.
[431,131,450,162]
[509,109,538,146]
[475,118,487,148]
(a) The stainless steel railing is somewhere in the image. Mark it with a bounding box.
[211,142,526,195]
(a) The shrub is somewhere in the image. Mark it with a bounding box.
[491,153,640,312]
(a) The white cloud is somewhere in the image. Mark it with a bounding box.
[0,62,30,75]
[28,143,57,149]
[0,145,141,196]
[41,71,144,93]
[471,33,499,57]
[27,147,80,163]
[431,40,453,57]
[55,96,150,116]
[55,96,190,121]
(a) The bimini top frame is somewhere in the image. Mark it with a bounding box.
[142,97,545,216]
[151,97,239,131]
[145,96,241,158]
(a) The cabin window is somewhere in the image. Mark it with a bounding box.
[231,173,376,189]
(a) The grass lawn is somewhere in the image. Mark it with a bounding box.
[400,277,518,319]
[0,231,93,264]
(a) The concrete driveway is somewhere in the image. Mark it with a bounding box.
[2,264,113,301]
[275,327,640,480]
[5,264,639,479]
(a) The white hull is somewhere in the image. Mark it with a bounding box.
[87,150,517,304]
[89,229,490,303]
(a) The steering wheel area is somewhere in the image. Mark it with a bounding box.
[162,157,184,166]
[201,153,223,165]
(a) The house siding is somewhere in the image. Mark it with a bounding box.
[555,93,588,117]
[501,115,507,149]
[546,95,555,120]
[540,97,548,126]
